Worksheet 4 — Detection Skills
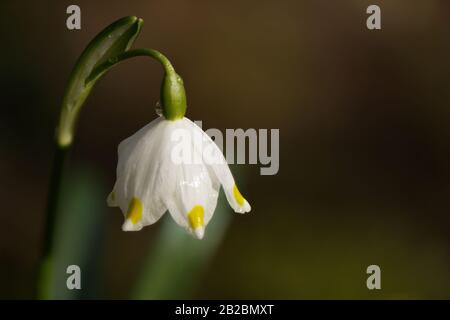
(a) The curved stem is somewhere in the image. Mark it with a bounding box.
[36,146,68,299]
[87,48,187,120]
[87,48,175,84]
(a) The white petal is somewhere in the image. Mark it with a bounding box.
[156,119,219,238]
[108,117,171,230]
[164,161,219,239]
[116,117,163,181]
[186,118,251,214]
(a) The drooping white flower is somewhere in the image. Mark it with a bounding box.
[107,116,251,239]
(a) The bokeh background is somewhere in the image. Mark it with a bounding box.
[1,0,450,299]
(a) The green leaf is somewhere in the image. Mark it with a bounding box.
[57,16,143,147]
[51,166,108,299]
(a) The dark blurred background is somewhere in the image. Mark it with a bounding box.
[1,0,450,299]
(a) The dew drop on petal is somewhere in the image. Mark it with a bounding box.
[155,101,163,117]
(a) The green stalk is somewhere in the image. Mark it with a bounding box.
[87,48,187,120]
[36,147,68,298]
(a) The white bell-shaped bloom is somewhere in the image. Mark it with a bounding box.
[107,116,251,239]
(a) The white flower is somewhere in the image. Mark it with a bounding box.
[107,116,251,239]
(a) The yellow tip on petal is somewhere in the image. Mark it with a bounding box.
[188,205,204,231]
[126,197,143,224]
[233,184,245,206]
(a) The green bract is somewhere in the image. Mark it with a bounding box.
[57,16,143,147]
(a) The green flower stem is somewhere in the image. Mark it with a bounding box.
[87,48,175,81]
[36,146,68,299]
[88,48,187,120]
